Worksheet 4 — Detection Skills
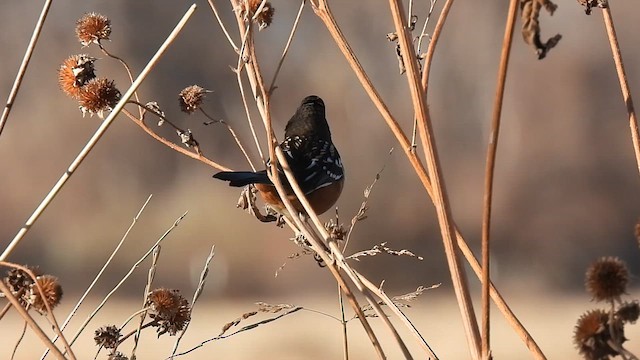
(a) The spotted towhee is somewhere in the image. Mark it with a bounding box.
[213,95,344,216]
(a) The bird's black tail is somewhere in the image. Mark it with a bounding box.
[213,170,271,187]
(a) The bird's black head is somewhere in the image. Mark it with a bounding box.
[284,95,331,139]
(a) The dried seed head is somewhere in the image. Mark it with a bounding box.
[58,54,97,99]
[94,325,121,349]
[239,0,275,30]
[107,351,128,360]
[5,267,39,295]
[577,0,608,15]
[585,257,629,302]
[617,301,640,324]
[76,13,111,46]
[146,288,191,336]
[574,309,622,359]
[29,275,63,313]
[78,78,121,118]
[178,85,210,114]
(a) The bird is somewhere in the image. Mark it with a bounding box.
[213,95,344,217]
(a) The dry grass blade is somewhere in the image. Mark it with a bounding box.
[170,245,216,358]
[0,0,53,137]
[348,242,424,262]
[0,4,198,262]
[520,0,561,59]
[170,307,303,358]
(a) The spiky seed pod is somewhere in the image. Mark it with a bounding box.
[574,309,622,359]
[29,275,63,313]
[78,78,121,118]
[58,54,97,99]
[239,0,275,30]
[94,325,121,349]
[617,301,640,324]
[585,257,629,302]
[146,288,191,336]
[178,85,210,114]
[76,13,111,46]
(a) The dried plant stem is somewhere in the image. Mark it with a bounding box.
[387,1,480,358]
[0,4,198,262]
[338,285,349,360]
[44,195,153,358]
[99,44,144,118]
[121,108,231,171]
[0,281,66,360]
[130,246,160,359]
[601,6,640,176]
[481,0,518,358]
[312,1,545,358]
[11,320,28,360]
[0,0,52,137]
[421,0,454,93]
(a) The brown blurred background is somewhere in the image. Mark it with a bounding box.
[1,0,640,358]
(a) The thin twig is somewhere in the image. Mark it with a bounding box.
[99,44,144,118]
[0,281,66,360]
[267,0,306,94]
[201,108,256,170]
[11,320,28,360]
[421,0,455,94]
[121,108,232,171]
[481,0,518,358]
[0,0,53,137]
[170,245,216,358]
[601,6,640,177]
[206,0,240,52]
[0,4,198,262]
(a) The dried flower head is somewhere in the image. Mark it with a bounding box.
[146,288,191,336]
[58,54,97,99]
[94,325,121,349]
[577,0,608,15]
[29,275,63,313]
[5,266,39,294]
[107,351,128,360]
[574,309,622,359]
[585,257,629,302]
[178,85,210,114]
[76,13,111,46]
[78,78,121,118]
[617,301,640,324]
[238,0,275,30]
